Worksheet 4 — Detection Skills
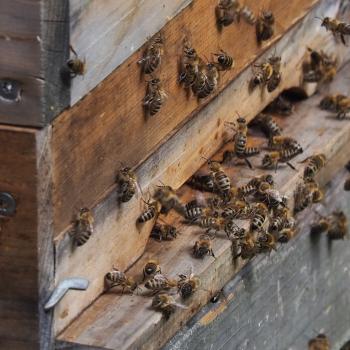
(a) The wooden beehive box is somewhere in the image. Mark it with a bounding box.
[1,0,350,349]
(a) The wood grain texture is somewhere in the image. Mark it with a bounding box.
[164,170,350,350]
[53,0,350,335]
[51,0,322,236]
[57,61,350,350]
[69,0,193,104]
[0,126,39,349]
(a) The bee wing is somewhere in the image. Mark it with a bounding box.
[172,301,189,309]
[153,274,168,282]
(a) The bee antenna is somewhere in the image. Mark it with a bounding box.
[314,16,323,21]
[69,44,78,57]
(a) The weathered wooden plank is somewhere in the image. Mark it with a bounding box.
[163,170,350,350]
[53,0,350,335]
[69,0,193,104]
[52,0,322,235]
[57,61,350,350]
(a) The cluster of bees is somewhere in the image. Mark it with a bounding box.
[65,11,350,320]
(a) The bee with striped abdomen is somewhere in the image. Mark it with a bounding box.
[143,78,167,117]
[237,233,258,260]
[138,33,163,74]
[137,198,161,224]
[206,160,231,199]
[320,17,350,45]
[186,174,215,193]
[145,274,177,294]
[294,180,323,214]
[262,146,303,171]
[319,94,347,112]
[153,185,185,216]
[277,227,295,243]
[71,207,94,247]
[67,45,86,78]
[193,234,216,259]
[150,224,178,241]
[213,50,235,70]
[222,200,253,220]
[255,182,287,210]
[177,266,200,299]
[194,63,219,99]
[216,0,241,27]
[267,136,302,152]
[256,10,275,43]
[116,167,138,203]
[253,113,282,139]
[224,220,247,240]
[301,154,326,180]
[152,293,187,319]
[256,231,277,253]
[250,203,269,231]
[105,268,138,293]
[240,5,256,25]
[143,260,161,281]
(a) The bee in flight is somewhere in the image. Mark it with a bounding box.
[319,16,350,45]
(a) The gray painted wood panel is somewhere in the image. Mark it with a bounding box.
[164,170,350,350]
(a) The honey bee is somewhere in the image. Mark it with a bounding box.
[152,293,187,319]
[153,185,185,216]
[237,233,258,259]
[67,45,86,77]
[319,94,347,112]
[186,174,215,193]
[301,154,326,180]
[277,227,295,243]
[213,50,235,70]
[105,268,138,293]
[143,260,161,280]
[71,207,94,246]
[193,63,219,99]
[177,267,200,299]
[150,224,178,241]
[184,200,214,221]
[256,231,277,253]
[240,5,256,25]
[179,63,198,88]
[216,0,241,27]
[206,160,231,199]
[179,42,202,88]
[144,274,177,293]
[116,167,137,203]
[143,78,167,116]
[193,235,216,259]
[262,146,303,171]
[253,113,282,139]
[320,17,350,45]
[294,180,323,213]
[310,215,330,235]
[308,333,330,350]
[138,33,163,74]
[269,207,294,233]
[255,182,287,209]
[222,200,253,220]
[334,96,350,119]
[265,95,294,116]
[250,203,268,231]
[267,136,302,152]
[256,10,275,43]
[224,220,247,239]
[327,210,347,240]
[237,174,274,199]
[137,199,161,223]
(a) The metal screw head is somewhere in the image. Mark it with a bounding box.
[0,192,16,216]
[0,79,21,102]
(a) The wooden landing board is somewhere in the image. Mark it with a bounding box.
[57,62,350,350]
[51,0,324,235]
[53,0,350,335]
[164,170,350,350]
[69,0,193,104]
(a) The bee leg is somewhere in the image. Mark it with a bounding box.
[341,34,346,45]
[287,162,297,171]
[210,249,216,259]
[244,158,253,169]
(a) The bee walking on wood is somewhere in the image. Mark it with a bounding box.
[267,136,302,152]
[138,33,163,75]
[193,234,216,259]
[319,94,347,112]
[71,207,94,247]
[105,268,139,293]
[186,174,215,193]
[193,63,219,99]
[150,224,178,241]
[262,146,303,171]
[116,167,138,203]
[277,227,295,243]
[250,202,269,232]
[67,45,86,78]
[145,274,177,294]
[215,0,241,27]
[301,154,326,181]
[177,266,200,299]
[213,50,235,71]
[255,182,287,210]
[256,10,275,43]
[252,113,282,139]
[137,198,161,224]
[152,293,187,319]
[256,231,277,253]
[319,17,350,45]
[205,160,231,200]
[143,260,161,281]
[143,78,167,117]
[237,233,258,260]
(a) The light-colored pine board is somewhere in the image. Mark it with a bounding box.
[164,170,350,350]
[52,0,350,336]
[69,0,193,104]
[57,60,350,350]
[51,0,322,235]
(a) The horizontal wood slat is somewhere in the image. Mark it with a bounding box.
[53,0,350,335]
[52,0,321,236]
[57,60,350,350]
